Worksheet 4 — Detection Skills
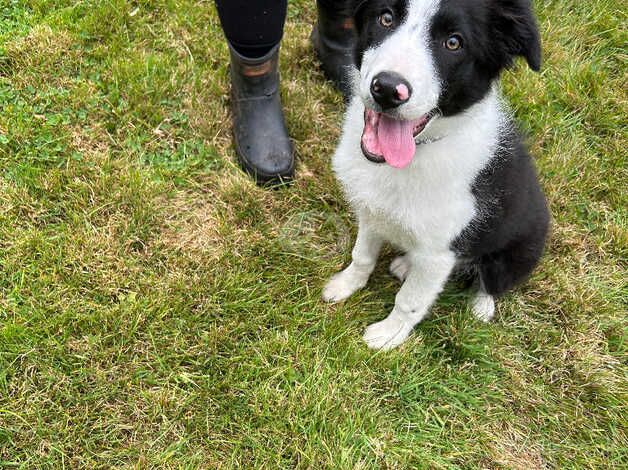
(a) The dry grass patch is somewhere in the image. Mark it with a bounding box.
[158,190,225,257]
[70,122,110,159]
[156,170,275,255]
[3,25,80,87]
[567,327,623,390]
[487,424,548,470]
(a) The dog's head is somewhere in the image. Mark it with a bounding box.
[350,0,541,168]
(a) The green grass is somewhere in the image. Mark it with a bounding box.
[0,0,626,467]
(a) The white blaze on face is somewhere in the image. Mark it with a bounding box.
[359,0,442,120]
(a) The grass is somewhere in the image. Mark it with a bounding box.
[0,0,626,467]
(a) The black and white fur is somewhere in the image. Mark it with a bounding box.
[323,0,550,349]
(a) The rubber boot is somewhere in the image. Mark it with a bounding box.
[229,44,294,185]
[311,1,356,99]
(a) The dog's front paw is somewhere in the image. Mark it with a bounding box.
[363,313,414,350]
[322,269,367,303]
[471,291,495,322]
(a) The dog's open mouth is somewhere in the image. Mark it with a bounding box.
[361,108,439,168]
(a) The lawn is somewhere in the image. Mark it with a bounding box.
[0,0,626,468]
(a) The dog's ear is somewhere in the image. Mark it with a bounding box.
[490,0,542,71]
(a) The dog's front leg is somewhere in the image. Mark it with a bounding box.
[363,251,456,350]
[322,217,382,303]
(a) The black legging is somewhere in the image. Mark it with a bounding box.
[216,0,350,58]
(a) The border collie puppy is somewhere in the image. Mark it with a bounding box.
[323,0,550,349]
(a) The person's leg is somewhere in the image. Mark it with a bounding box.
[216,1,287,58]
[312,0,356,99]
[215,0,294,185]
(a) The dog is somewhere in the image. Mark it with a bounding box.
[322,0,550,350]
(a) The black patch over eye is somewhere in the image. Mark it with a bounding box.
[378,10,394,28]
[445,34,463,51]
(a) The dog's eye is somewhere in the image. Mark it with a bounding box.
[444,34,463,51]
[378,10,394,27]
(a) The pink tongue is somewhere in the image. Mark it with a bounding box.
[377,114,416,168]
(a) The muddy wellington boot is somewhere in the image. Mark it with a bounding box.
[311,1,357,100]
[229,44,294,185]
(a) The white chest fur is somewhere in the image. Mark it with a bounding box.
[332,92,504,254]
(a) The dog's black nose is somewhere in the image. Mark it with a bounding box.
[370,72,412,109]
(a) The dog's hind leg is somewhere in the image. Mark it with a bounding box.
[323,216,382,303]
[466,274,495,322]
[389,254,411,282]
[471,287,495,322]
[479,236,545,297]
[473,233,545,320]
